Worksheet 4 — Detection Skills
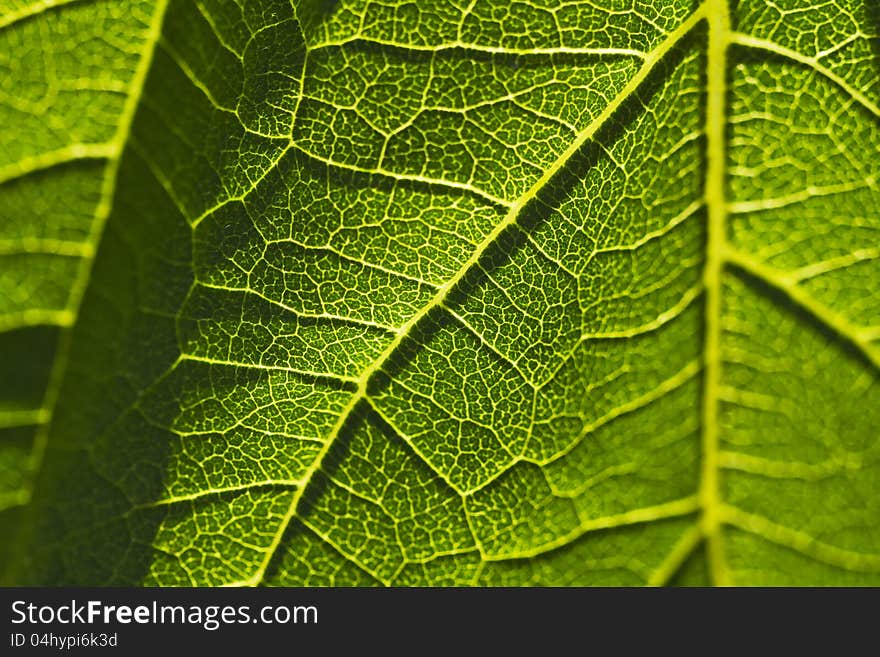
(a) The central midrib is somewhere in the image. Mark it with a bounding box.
[246,6,708,586]
[701,0,731,586]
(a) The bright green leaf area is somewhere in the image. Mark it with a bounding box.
[0,0,878,586]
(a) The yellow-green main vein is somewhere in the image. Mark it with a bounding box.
[246,6,708,587]
[700,0,731,586]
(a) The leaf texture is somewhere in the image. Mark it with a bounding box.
[0,0,163,522]
[1,0,878,586]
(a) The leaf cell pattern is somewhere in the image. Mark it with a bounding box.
[1,0,878,586]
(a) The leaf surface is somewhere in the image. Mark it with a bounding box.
[2,0,879,585]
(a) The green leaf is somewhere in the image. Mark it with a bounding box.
[2,0,878,586]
